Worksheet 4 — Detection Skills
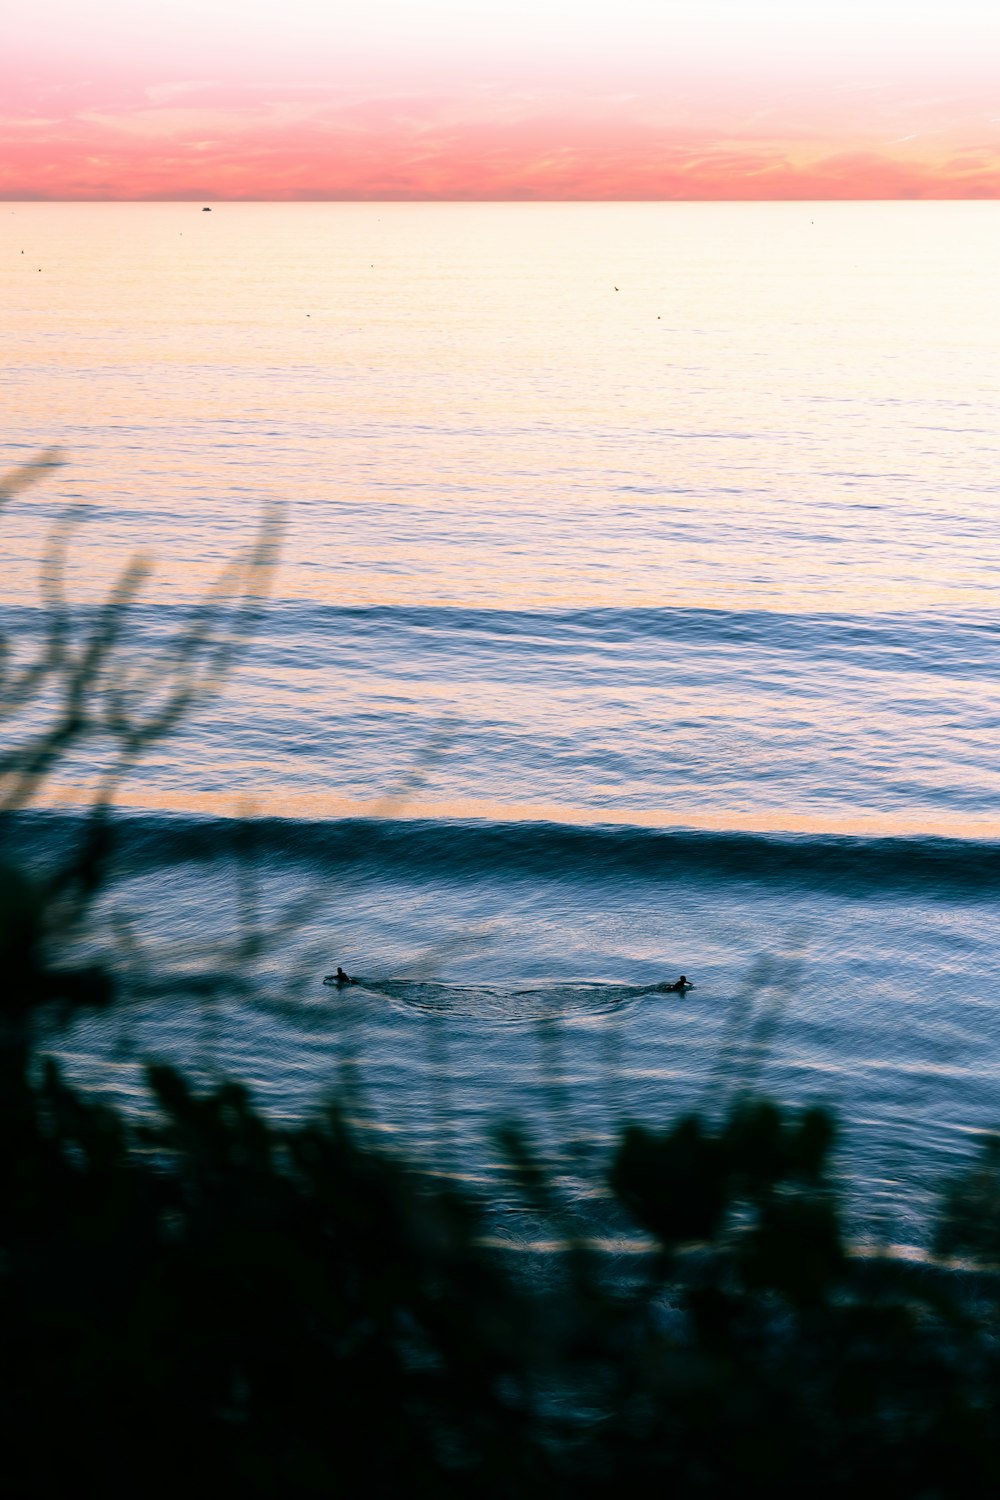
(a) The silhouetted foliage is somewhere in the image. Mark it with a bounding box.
[4,455,1000,1496]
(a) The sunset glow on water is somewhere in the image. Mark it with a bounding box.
[6,199,1000,1252]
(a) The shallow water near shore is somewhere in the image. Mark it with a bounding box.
[5,201,1000,1257]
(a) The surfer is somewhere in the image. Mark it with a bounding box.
[323,967,356,987]
[662,975,693,993]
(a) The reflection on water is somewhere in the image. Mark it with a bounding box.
[6,201,1000,613]
[6,201,1000,1263]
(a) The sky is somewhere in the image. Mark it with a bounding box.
[4,0,1000,199]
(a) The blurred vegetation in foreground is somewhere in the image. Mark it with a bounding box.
[3,455,1000,1497]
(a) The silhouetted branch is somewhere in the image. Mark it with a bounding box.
[0,450,283,1009]
[0,456,281,820]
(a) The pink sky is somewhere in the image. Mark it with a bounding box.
[5,0,1000,199]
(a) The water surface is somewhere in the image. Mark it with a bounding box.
[5,202,1000,1254]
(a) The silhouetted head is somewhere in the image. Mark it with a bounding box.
[678,975,687,985]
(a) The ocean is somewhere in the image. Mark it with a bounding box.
[4,200,1000,1258]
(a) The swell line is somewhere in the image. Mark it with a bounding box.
[8,810,1000,900]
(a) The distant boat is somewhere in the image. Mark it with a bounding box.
[202,207,212,212]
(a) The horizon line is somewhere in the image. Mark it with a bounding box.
[6,194,1000,204]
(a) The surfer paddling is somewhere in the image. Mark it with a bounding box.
[661,974,693,993]
[324,967,357,987]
